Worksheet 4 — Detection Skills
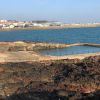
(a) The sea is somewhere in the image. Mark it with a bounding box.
[0,27,100,56]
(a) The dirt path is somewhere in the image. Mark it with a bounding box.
[0,51,100,62]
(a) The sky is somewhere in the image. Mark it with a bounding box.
[0,0,100,23]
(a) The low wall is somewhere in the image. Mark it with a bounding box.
[66,43,100,47]
[0,41,100,52]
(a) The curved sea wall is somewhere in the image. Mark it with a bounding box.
[65,43,100,47]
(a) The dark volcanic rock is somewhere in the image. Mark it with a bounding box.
[6,90,100,100]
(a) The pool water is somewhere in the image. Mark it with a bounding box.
[39,46,100,56]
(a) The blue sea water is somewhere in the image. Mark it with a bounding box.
[0,27,100,55]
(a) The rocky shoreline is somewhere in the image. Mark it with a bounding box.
[0,41,100,62]
[0,41,100,51]
[0,41,99,100]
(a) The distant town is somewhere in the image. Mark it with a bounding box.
[0,20,64,29]
[0,19,100,30]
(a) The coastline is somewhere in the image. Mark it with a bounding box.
[0,24,100,32]
[0,41,100,62]
[0,41,100,99]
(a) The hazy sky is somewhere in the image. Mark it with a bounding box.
[0,0,100,23]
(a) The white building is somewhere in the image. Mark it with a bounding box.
[0,20,8,23]
[9,25,15,28]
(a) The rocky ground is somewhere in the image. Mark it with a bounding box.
[0,56,99,100]
[0,41,69,52]
[0,41,99,100]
